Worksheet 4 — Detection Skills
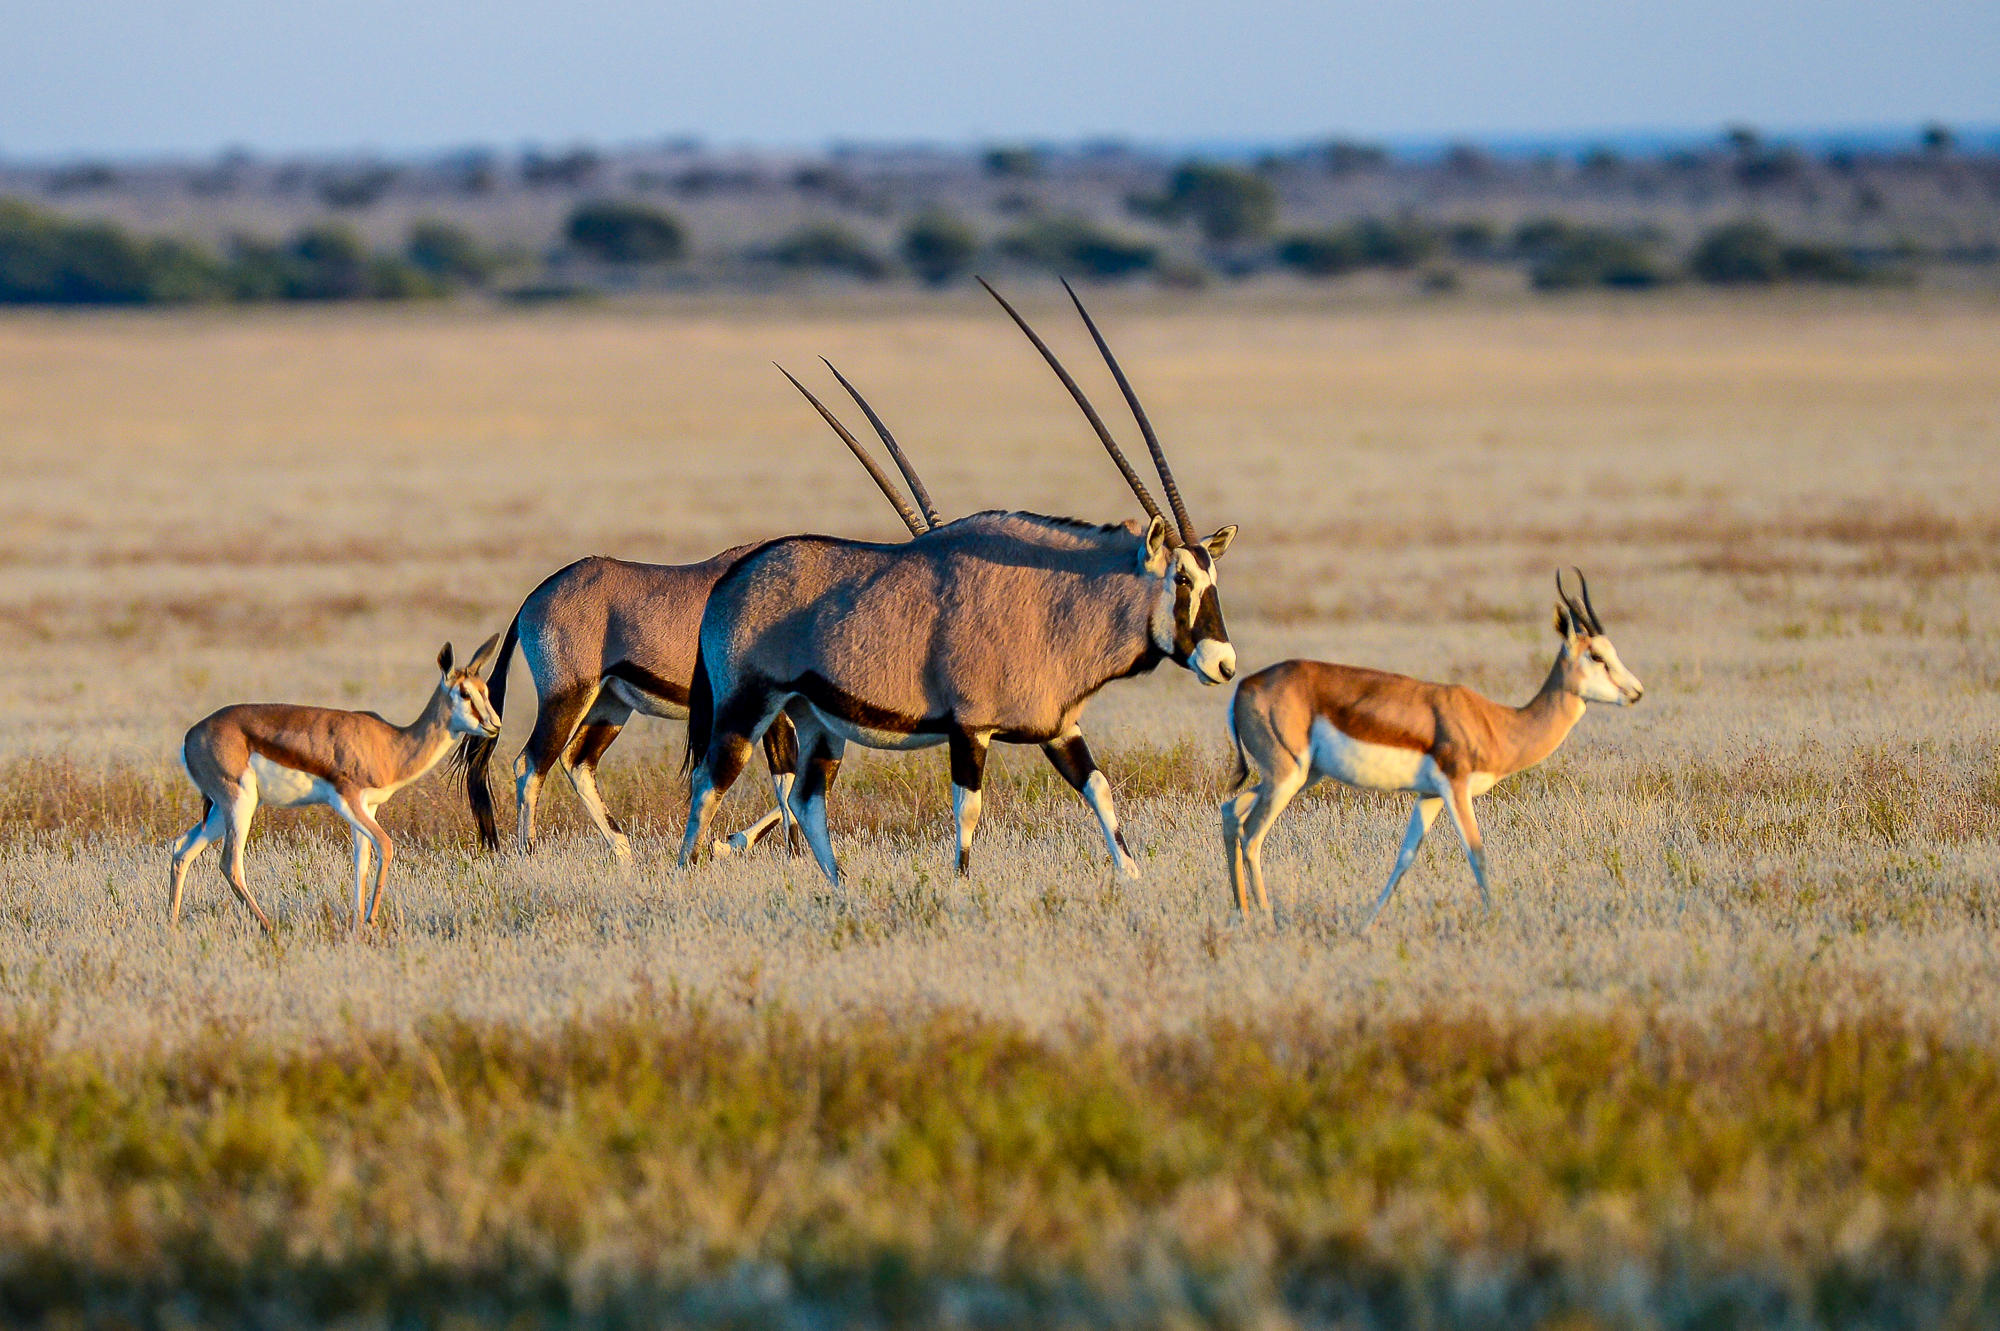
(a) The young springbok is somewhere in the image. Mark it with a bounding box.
[1221,571,1642,926]
[170,635,504,932]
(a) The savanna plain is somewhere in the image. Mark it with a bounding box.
[1,290,1997,1328]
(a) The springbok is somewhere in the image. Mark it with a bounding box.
[679,280,1237,886]
[460,363,940,862]
[1221,571,1642,926]
[170,635,505,932]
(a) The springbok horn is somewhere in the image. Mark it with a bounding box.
[1061,278,1195,546]
[976,276,1169,535]
[1555,569,1588,634]
[1573,567,1605,634]
[775,364,928,536]
[821,357,943,530]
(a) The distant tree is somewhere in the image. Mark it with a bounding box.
[899,208,979,285]
[522,148,601,189]
[1688,219,1784,284]
[1579,145,1623,177]
[763,222,890,279]
[982,145,1042,179]
[1351,216,1438,268]
[405,219,497,285]
[1171,161,1278,242]
[565,201,686,263]
[997,216,1157,280]
[1446,218,1501,260]
[1921,122,1955,155]
[1442,143,1493,178]
[316,165,397,209]
[1529,226,1669,290]
[1320,140,1388,175]
[1724,124,1762,156]
[0,200,227,304]
[287,224,375,299]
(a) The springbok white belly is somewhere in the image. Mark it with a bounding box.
[1307,720,1432,793]
[246,753,334,809]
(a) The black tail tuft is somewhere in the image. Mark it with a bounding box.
[683,640,714,776]
[462,617,520,851]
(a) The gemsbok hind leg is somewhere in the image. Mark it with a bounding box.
[1436,778,1491,908]
[1042,727,1139,878]
[515,684,596,851]
[168,798,227,925]
[1359,795,1443,931]
[217,785,275,934]
[786,721,847,887]
[678,694,769,870]
[561,697,634,860]
[723,720,802,858]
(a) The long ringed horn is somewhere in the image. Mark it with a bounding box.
[775,364,927,536]
[976,276,1169,534]
[820,357,942,530]
[1061,278,1195,545]
[1572,566,1605,634]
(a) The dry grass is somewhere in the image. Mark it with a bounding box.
[0,292,1997,1324]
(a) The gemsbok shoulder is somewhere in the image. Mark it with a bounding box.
[170,635,505,932]
[1221,571,1643,926]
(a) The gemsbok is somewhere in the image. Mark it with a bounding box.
[1221,571,1643,926]
[459,363,939,862]
[170,635,505,933]
[679,280,1237,886]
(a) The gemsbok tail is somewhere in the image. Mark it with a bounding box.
[460,617,520,851]
[682,639,715,777]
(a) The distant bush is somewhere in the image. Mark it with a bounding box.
[316,165,398,209]
[1689,220,1867,285]
[1275,216,1438,278]
[1139,161,1278,243]
[899,208,978,285]
[998,216,1157,280]
[0,199,223,304]
[763,222,890,279]
[1275,229,1362,277]
[1319,140,1389,175]
[565,201,686,264]
[1512,218,1669,289]
[405,219,498,285]
[1446,218,1501,260]
[522,148,601,189]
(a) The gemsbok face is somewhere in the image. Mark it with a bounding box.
[1143,518,1238,684]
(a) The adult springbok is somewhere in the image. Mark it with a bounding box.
[460,363,940,861]
[170,635,504,932]
[1221,571,1643,926]
[680,280,1237,886]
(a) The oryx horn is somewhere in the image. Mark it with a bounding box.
[1061,278,1195,546]
[820,357,942,530]
[776,364,928,536]
[976,276,1170,535]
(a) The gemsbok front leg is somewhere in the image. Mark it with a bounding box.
[1041,727,1140,878]
[948,728,991,875]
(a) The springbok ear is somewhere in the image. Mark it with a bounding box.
[1141,514,1171,572]
[1202,524,1237,560]
[437,643,454,674]
[466,631,504,677]
[1552,604,1574,639]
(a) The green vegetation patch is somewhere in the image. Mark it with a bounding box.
[3,1006,1999,1326]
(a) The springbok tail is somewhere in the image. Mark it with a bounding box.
[1224,686,1253,795]
[461,617,520,851]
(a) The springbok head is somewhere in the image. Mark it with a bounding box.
[981,277,1239,685]
[437,634,506,737]
[1554,569,1643,706]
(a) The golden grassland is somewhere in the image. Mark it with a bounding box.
[0,290,1997,1325]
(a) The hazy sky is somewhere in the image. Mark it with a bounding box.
[6,0,1996,157]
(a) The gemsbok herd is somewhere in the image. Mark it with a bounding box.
[169,281,1644,934]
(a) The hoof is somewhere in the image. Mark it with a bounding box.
[728,830,753,855]
[710,838,734,860]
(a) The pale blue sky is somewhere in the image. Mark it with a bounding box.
[4,0,1995,157]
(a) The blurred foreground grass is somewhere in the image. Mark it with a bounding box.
[3,1003,1998,1329]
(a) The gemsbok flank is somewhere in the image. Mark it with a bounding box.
[170,635,505,932]
[1221,571,1643,926]
[459,363,939,862]
[680,279,1237,886]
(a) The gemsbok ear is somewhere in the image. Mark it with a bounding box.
[1141,515,1171,572]
[437,643,454,674]
[1202,525,1237,560]
[466,632,505,677]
